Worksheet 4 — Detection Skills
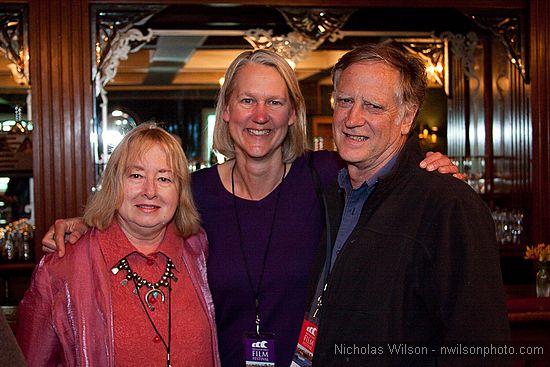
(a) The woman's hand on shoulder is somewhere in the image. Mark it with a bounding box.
[41,218,90,257]
[419,151,464,180]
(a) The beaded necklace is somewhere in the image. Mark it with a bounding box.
[112,256,176,367]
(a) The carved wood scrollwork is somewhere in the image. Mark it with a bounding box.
[91,5,164,178]
[277,7,355,43]
[466,13,528,83]
[93,6,164,90]
[440,31,479,80]
[389,38,450,96]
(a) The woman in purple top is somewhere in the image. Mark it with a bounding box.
[190,51,345,366]
[192,150,341,367]
[42,50,458,366]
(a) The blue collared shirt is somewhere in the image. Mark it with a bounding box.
[330,155,399,269]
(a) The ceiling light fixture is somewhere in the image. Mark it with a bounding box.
[244,29,317,67]
[244,8,355,67]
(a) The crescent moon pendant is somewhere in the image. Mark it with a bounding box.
[145,288,166,311]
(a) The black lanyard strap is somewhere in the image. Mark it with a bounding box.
[231,162,287,335]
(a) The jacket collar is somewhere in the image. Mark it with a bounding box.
[329,134,424,222]
[337,149,400,193]
[377,133,424,187]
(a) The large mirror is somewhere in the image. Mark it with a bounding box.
[90,5,463,174]
[90,4,531,259]
[0,6,33,263]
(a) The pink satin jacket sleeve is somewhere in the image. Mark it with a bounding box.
[16,257,61,366]
[17,231,118,366]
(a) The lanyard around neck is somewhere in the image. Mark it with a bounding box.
[231,162,287,335]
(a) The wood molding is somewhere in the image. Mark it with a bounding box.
[89,0,528,9]
[29,0,94,255]
[530,0,550,243]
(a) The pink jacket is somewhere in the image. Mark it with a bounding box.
[17,227,220,367]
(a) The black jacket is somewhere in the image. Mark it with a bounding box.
[310,135,510,366]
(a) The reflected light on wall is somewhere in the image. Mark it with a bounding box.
[102,109,137,156]
[468,119,486,156]
[0,177,10,194]
[206,113,225,164]
[426,62,444,84]
[0,120,33,132]
[206,113,215,160]
[103,130,123,150]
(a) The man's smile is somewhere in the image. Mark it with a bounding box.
[344,132,369,142]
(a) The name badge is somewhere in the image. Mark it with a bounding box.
[244,332,276,366]
[291,314,319,367]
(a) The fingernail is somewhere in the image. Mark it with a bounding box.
[420,162,427,168]
[427,164,435,171]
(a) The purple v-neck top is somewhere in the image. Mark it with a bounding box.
[191,150,342,367]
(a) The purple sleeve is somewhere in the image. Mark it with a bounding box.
[309,150,344,189]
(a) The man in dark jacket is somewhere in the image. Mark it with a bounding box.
[307,44,510,366]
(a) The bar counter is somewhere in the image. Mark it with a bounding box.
[507,285,550,321]
[506,285,550,367]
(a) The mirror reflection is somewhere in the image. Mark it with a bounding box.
[0,6,33,262]
[90,5,531,254]
[91,5,456,177]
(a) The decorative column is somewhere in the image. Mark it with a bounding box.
[28,0,94,252]
[531,0,550,243]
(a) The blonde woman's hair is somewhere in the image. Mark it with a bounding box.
[84,123,200,237]
[212,49,308,163]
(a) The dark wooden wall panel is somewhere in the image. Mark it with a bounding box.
[29,0,94,255]
[531,0,550,243]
